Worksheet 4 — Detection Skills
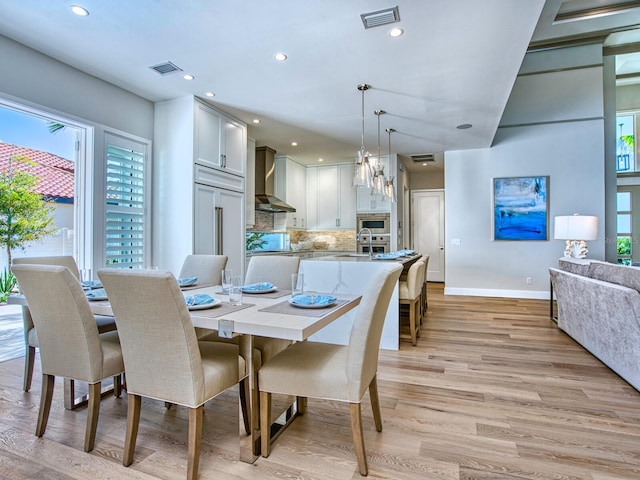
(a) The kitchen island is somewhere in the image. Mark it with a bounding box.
[299,253,421,350]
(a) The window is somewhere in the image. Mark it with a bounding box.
[617,191,632,265]
[104,133,149,269]
[617,113,637,173]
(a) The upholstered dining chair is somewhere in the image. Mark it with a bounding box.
[11,256,117,393]
[11,264,124,452]
[399,260,425,346]
[98,268,245,480]
[258,263,403,476]
[179,254,228,285]
[421,255,430,318]
[200,255,301,367]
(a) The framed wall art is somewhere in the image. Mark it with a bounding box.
[493,176,548,241]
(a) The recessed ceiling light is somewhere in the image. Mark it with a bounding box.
[205,92,215,97]
[252,119,260,124]
[318,158,324,162]
[457,123,472,129]
[183,74,194,80]
[274,53,287,61]
[422,163,428,166]
[291,142,298,146]
[70,5,89,16]
[389,27,404,37]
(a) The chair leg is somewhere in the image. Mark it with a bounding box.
[187,406,203,480]
[113,375,122,398]
[409,299,417,346]
[239,378,251,435]
[84,382,102,452]
[368,376,383,432]
[349,403,368,476]
[23,346,36,392]
[296,396,307,415]
[36,374,55,437]
[123,393,141,467]
[416,297,422,338]
[260,391,272,457]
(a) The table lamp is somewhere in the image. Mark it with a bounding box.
[554,214,598,258]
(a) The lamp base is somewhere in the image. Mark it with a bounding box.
[564,240,588,258]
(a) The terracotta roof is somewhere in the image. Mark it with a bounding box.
[0,142,74,201]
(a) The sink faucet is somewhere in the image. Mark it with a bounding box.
[356,228,373,258]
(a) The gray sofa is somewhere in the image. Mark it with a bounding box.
[549,258,640,392]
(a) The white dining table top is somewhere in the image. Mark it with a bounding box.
[88,285,362,342]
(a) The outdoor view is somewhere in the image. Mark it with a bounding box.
[0,104,79,362]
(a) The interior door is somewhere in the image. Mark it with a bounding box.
[412,190,445,282]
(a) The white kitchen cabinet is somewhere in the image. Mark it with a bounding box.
[245,138,256,228]
[195,100,246,177]
[153,95,247,275]
[275,156,307,229]
[306,164,356,230]
[194,183,245,275]
[356,155,392,213]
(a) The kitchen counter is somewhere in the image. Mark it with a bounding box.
[298,254,422,351]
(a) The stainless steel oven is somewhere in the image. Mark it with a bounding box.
[356,213,390,234]
[357,234,391,254]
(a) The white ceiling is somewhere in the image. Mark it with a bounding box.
[0,0,639,173]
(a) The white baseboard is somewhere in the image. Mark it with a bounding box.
[444,287,550,300]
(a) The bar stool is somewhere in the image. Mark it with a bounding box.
[399,260,425,346]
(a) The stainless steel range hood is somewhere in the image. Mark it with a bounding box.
[255,146,296,213]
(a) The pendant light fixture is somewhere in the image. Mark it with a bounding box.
[352,84,374,188]
[371,110,387,196]
[384,128,397,203]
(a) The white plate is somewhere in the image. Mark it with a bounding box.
[188,298,222,310]
[242,286,278,294]
[288,298,337,309]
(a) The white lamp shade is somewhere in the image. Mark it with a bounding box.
[554,215,598,241]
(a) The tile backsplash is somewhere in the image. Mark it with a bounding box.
[247,211,356,251]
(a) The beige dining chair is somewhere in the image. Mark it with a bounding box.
[11,264,124,452]
[258,263,403,476]
[399,260,425,346]
[98,268,245,480]
[420,255,430,320]
[200,255,300,367]
[179,254,227,285]
[11,256,117,393]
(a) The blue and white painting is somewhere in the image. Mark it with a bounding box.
[494,176,548,241]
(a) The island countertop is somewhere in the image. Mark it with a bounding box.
[307,253,422,271]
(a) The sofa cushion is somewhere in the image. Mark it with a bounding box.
[558,257,592,276]
[588,261,640,293]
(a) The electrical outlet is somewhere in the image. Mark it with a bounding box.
[526,277,532,285]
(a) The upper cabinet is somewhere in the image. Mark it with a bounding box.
[195,101,246,177]
[246,138,256,228]
[275,156,307,229]
[307,164,356,230]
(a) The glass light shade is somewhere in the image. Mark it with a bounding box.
[372,165,386,196]
[384,177,397,203]
[352,150,373,188]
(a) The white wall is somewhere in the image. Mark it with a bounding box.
[0,35,154,139]
[443,44,607,299]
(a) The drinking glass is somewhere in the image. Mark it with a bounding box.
[229,276,243,305]
[291,273,304,299]
[222,269,233,294]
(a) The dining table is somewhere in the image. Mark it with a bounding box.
[87,283,362,463]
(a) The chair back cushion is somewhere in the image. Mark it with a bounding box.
[98,269,206,406]
[178,255,228,285]
[245,255,300,289]
[406,260,424,299]
[347,264,403,399]
[422,255,429,282]
[11,264,109,382]
[12,256,80,279]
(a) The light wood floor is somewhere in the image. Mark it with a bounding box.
[1,284,639,479]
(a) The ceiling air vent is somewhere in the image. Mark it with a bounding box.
[361,6,400,29]
[149,61,183,75]
[411,153,435,163]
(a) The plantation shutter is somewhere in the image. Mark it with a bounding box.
[105,135,147,268]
